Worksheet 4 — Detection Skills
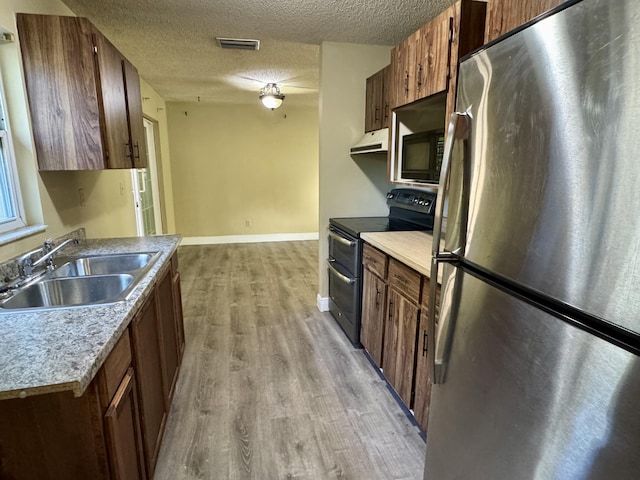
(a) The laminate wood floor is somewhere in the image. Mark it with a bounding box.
[154,241,425,480]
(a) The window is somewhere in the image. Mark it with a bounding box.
[0,71,26,234]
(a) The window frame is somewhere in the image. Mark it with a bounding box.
[0,69,27,235]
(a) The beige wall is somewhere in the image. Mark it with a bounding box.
[318,42,393,298]
[167,102,318,237]
[0,0,174,262]
[141,79,176,234]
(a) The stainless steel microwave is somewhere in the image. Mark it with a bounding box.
[399,129,445,183]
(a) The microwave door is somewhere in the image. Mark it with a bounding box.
[401,130,443,182]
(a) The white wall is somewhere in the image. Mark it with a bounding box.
[318,42,393,298]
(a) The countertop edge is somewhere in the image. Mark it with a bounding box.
[360,231,441,283]
[0,235,181,400]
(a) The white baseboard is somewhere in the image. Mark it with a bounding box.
[180,232,319,246]
[317,294,330,312]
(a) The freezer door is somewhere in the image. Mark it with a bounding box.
[451,0,640,335]
[425,271,640,480]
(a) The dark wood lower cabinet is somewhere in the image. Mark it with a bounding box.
[383,289,420,407]
[131,292,167,477]
[361,268,387,366]
[0,387,109,479]
[157,266,180,403]
[172,268,185,358]
[0,251,185,480]
[412,319,431,432]
[361,241,439,434]
[104,368,147,480]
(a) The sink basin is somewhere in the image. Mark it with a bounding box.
[1,275,134,310]
[53,252,158,277]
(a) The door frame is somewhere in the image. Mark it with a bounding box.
[131,118,163,236]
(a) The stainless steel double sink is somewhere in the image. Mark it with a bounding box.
[0,252,161,311]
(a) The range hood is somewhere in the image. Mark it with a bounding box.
[350,128,388,154]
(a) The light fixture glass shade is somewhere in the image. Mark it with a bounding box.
[259,83,285,109]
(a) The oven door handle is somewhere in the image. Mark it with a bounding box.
[328,230,356,247]
[327,262,355,285]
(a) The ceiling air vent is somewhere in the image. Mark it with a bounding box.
[216,38,260,51]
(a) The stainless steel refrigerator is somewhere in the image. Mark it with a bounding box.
[424,0,640,478]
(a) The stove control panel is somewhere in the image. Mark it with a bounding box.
[386,188,436,214]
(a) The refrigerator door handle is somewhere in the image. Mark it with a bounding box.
[429,111,472,384]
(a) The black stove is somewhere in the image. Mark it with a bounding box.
[327,188,437,346]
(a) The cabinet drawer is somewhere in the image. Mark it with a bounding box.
[99,329,132,405]
[363,243,388,279]
[389,259,421,304]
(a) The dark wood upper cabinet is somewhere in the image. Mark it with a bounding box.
[485,0,567,43]
[16,13,147,170]
[123,58,148,169]
[364,65,391,132]
[389,0,486,111]
[93,30,131,169]
[16,15,105,170]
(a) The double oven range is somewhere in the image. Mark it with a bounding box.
[328,188,437,346]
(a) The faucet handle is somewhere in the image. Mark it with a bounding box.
[43,238,53,252]
[19,257,33,278]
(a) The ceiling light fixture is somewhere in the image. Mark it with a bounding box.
[259,83,285,110]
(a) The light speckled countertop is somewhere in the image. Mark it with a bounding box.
[0,235,180,400]
[360,230,442,283]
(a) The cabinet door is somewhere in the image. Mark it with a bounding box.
[415,280,441,432]
[419,6,456,100]
[413,315,431,432]
[361,269,387,367]
[485,0,565,43]
[104,368,147,480]
[390,40,408,109]
[172,267,186,359]
[131,293,166,476]
[382,289,420,407]
[365,68,386,132]
[123,59,148,168]
[365,74,377,133]
[16,14,106,170]
[94,31,132,169]
[382,65,392,128]
[157,267,180,403]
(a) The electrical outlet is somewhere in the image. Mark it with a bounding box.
[245,219,252,227]
[78,188,85,207]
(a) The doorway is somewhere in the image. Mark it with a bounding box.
[132,118,163,236]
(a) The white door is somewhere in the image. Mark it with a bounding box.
[132,118,163,236]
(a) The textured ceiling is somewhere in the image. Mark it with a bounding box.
[60,0,456,106]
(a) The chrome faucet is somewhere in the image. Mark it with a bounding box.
[18,238,79,278]
[16,246,45,278]
[32,238,79,271]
